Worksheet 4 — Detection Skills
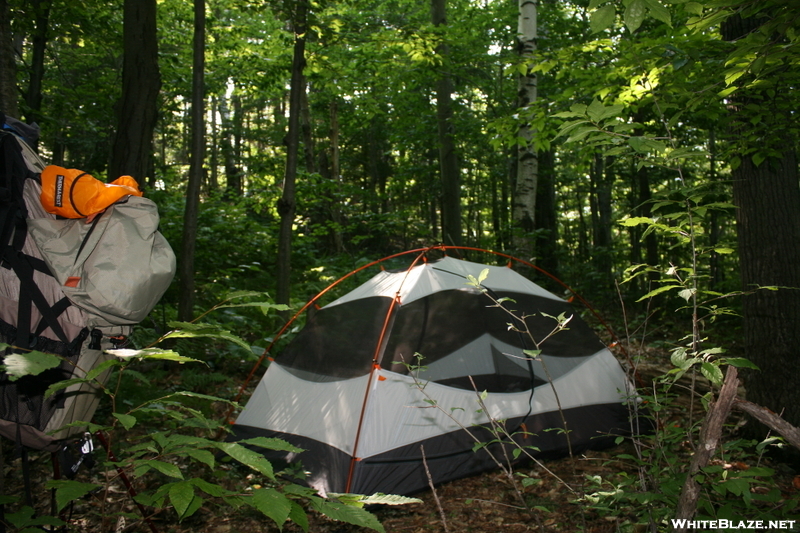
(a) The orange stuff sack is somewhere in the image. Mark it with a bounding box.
[40,165,143,218]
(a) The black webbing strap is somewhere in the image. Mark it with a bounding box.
[1,131,71,346]
[4,248,70,346]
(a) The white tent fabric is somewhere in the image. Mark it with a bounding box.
[232,255,635,495]
[327,256,562,307]
[237,348,631,458]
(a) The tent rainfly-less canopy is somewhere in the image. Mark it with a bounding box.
[232,253,635,496]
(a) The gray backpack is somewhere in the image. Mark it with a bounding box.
[0,120,176,451]
[28,195,176,327]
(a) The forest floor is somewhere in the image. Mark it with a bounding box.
[3,346,800,533]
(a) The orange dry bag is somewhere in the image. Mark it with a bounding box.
[40,165,143,219]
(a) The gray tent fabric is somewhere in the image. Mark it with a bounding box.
[232,256,635,495]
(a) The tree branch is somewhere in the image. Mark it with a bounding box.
[734,399,800,450]
[673,366,739,530]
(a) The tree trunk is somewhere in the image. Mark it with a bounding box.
[431,0,461,247]
[591,153,614,294]
[300,86,316,174]
[707,128,723,290]
[511,0,537,261]
[24,0,51,143]
[0,0,19,119]
[721,13,800,431]
[276,0,307,310]
[636,165,659,287]
[535,148,558,281]
[108,0,160,185]
[732,151,800,429]
[219,94,242,197]
[177,0,205,321]
[326,101,345,253]
[208,95,219,192]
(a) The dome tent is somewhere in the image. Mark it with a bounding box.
[231,251,634,496]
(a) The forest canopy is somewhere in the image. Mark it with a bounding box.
[3,0,800,430]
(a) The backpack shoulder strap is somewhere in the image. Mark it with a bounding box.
[0,130,71,346]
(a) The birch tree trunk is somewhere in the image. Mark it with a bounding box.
[512,0,537,261]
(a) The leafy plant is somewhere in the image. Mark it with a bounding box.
[1,293,421,532]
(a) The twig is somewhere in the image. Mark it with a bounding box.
[420,445,449,533]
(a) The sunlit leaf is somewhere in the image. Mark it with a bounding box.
[1,351,61,381]
[700,362,724,386]
[624,0,646,33]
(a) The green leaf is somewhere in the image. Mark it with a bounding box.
[624,0,647,33]
[723,357,760,370]
[187,449,216,469]
[288,500,310,532]
[215,442,275,479]
[167,390,236,405]
[44,378,88,399]
[169,481,200,520]
[348,493,422,506]
[238,436,305,454]
[217,301,290,316]
[113,413,137,430]
[251,488,293,528]
[701,362,724,386]
[148,460,184,479]
[4,507,64,529]
[586,99,623,122]
[619,216,653,227]
[106,347,200,364]
[309,497,385,533]
[636,284,681,302]
[670,347,688,367]
[643,0,671,26]
[165,322,252,351]
[190,478,235,498]
[628,136,667,154]
[678,288,696,302]
[1,351,61,381]
[46,480,99,512]
[590,5,616,34]
[667,147,707,160]
[85,358,120,381]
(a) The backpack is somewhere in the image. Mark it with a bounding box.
[0,114,176,451]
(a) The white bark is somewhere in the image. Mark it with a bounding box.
[512,0,538,259]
